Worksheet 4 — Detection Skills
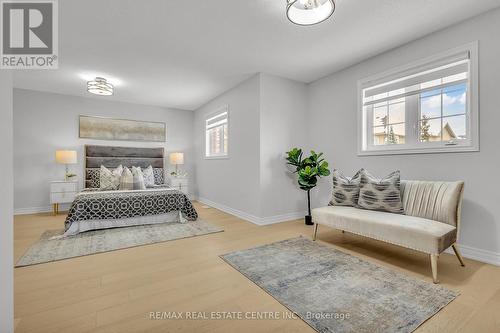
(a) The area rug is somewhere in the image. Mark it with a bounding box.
[16,220,223,267]
[221,237,458,333]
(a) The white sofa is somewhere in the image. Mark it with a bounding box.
[312,180,465,283]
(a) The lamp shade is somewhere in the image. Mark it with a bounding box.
[169,152,184,165]
[55,150,77,164]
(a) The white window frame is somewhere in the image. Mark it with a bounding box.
[204,105,229,159]
[357,42,479,156]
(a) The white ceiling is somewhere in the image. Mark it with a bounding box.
[13,0,500,110]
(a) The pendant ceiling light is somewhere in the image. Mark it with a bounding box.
[286,0,335,26]
[87,77,114,96]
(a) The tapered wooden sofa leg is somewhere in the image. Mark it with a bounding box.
[430,254,439,284]
[451,243,466,267]
[312,223,318,241]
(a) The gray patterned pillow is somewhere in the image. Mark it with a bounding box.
[86,168,100,188]
[119,167,134,190]
[358,169,403,214]
[329,169,362,206]
[132,166,146,190]
[153,168,164,185]
[142,165,155,188]
[100,165,123,190]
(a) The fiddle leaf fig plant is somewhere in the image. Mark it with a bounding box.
[286,148,330,225]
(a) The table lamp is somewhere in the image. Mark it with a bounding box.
[169,152,184,176]
[55,150,77,180]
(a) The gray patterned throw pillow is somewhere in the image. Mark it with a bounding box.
[132,166,146,190]
[153,168,164,185]
[329,169,362,207]
[358,169,403,214]
[86,168,100,188]
[100,165,123,191]
[142,165,156,188]
[119,167,134,190]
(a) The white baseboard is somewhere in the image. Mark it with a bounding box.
[445,244,500,266]
[14,204,71,215]
[197,197,304,226]
[259,211,305,225]
[197,197,261,224]
[14,206,52,215]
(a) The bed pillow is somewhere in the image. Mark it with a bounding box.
[86,168,100,188]
[358,169,404,214]
[329,169,362,207]
[100,165,123,190]
[119,167,134,190]
[132,166,146,190]
[142,165,155,188]
[153,168,164,185]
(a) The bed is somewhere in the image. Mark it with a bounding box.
[63,145,198,236]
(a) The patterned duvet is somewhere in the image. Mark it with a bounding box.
[64,187,198,233]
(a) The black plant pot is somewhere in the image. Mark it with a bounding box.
[305,189,314,225]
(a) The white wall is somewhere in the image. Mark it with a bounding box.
[307,9,500,259]
[14,89,194,213]
[194,73,310,222]
[194,75,262,217]
[260,73,308,218]
[1,72,14,333]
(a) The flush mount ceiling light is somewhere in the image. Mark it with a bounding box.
[286,0,335,26]
[87,77,114,96]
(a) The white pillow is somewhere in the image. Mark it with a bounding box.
[119,167,134,190]
[100,165,123,190]
[132,166,146,190]
[142,165,155,188]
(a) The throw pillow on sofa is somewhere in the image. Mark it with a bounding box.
[329,169,363,207]
[358,169,404,214]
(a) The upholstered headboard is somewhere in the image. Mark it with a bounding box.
[84,145,165,188]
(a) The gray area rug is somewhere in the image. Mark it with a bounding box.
[221,237,458,333]
[16,220,223,267]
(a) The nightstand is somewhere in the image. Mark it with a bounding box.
[169,177,189,196]
[50,180,78,215]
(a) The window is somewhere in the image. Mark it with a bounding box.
[358,42,478,155]
[205,106,229,158]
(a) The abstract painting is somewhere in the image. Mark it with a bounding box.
[79,115,166,142]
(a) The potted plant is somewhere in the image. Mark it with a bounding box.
[66,173,77,181]
[286,148,330,225]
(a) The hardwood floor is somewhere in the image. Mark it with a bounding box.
[14,202,500,333]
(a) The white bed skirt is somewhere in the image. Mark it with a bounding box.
[62,210,186,237]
